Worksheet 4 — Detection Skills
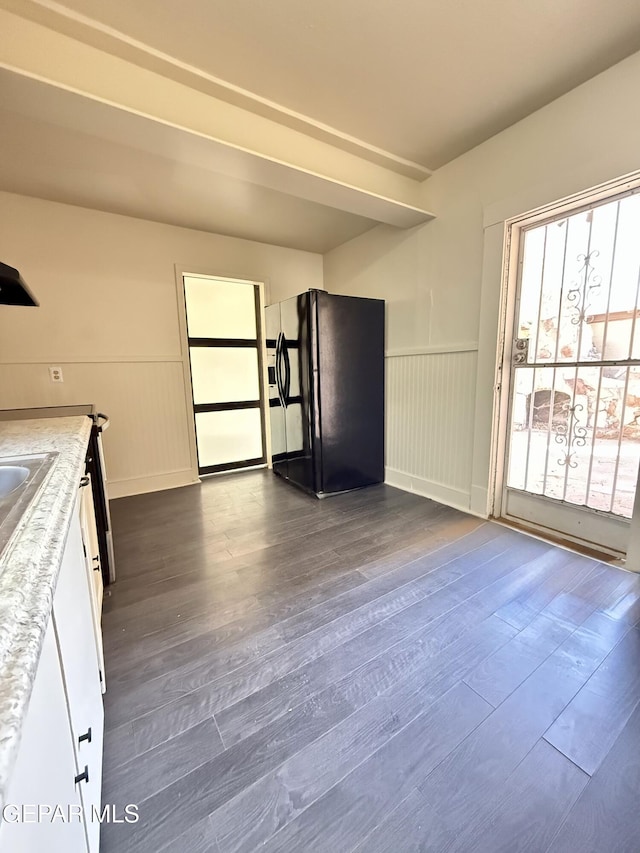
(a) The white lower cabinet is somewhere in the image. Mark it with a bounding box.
[0,621,87,853]
[53,503,105,853]
[79,473,106,694]
[0,494,105,853]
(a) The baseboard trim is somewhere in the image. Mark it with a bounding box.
[384,467,476,515]
[470,484,490,518]
[107,469,199,499]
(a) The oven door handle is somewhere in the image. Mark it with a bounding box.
[95,413,110,432]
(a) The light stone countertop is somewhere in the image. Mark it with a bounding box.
[0,416,92,811]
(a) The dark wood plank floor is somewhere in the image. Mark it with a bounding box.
[99,471,640,853]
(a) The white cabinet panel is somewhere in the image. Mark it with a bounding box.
[0,621,88,853]
[53,507,104,853]
[78,478,106,693]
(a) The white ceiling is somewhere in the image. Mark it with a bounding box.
[1,0,640,252]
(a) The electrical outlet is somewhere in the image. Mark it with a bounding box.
[49,366,64,383]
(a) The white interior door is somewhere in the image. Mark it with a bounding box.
[184,275,267,474]
[500,190,640,556]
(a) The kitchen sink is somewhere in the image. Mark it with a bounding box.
[0,465,30,498]
[0,452,59,562]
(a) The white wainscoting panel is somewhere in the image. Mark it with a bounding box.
[385,348,478,512]
[0,361,198,497]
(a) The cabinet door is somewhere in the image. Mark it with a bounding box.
[0,621,88,853]
[53,505,104,853]
[78,476,106,693]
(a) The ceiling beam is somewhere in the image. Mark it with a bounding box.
[0,0,433,182]
[0,4,435,228]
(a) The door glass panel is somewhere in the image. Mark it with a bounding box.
[184,277,257,339]
[508,363,640,518]
[506,192,640,524]
[190,347,260,405]
[195,409,263,467]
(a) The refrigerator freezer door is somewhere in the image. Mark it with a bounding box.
[316,291,385,493]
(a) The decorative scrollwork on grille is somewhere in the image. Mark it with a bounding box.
[566,251,602,325]
[555,402,587,468]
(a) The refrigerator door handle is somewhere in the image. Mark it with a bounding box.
[275,332,286,409]
[282,334,291,402]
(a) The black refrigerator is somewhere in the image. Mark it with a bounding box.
[265,289,385,497]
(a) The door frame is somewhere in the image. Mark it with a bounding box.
[490,173,640,556]
[174,265,271,480]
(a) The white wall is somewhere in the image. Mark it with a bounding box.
[325,49,640,516]
[0,192,323,496]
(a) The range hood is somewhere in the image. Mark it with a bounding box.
[0,262,39,306]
